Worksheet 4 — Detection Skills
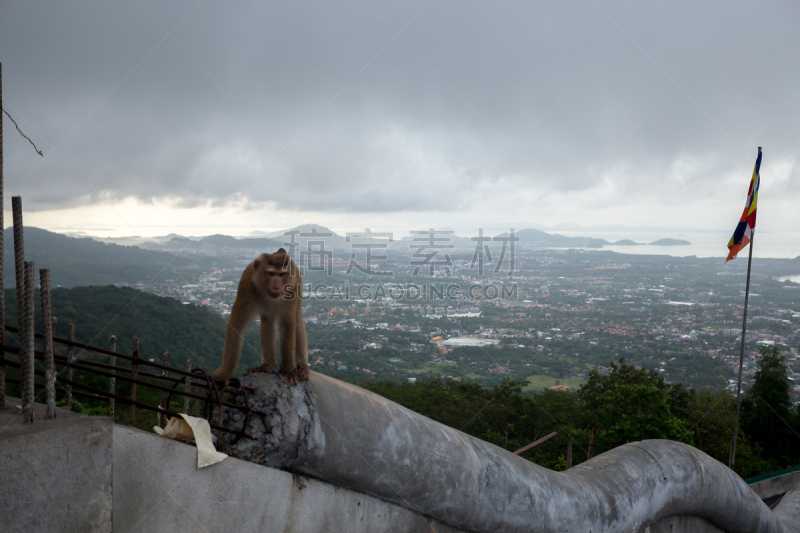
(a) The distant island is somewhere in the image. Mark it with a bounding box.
[613,239,644,246]
[649,238,691,246]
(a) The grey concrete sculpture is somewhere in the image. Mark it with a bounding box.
[217,371,800,533]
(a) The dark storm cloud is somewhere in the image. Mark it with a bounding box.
[1,0,798,214]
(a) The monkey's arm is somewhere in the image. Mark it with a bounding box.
[294,302,310,382]
[244,316,277,375]
[278,308,297,377]
[259,316,277,367]
[212,296,255,382]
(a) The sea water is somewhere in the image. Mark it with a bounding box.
[554,231,800,260]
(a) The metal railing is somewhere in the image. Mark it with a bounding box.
[0,323,257,440]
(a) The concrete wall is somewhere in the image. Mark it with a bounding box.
[112,424,465,533]
[0,398,113,533]
[644,515,726,533]
[1,397,463,532]
[752,471,800,501]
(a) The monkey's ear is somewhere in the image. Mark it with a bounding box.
[277,248,286,253]
[253,259,261,269]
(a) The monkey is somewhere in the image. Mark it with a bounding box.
[212,248,309,386]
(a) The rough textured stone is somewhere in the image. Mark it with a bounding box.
[214,372,318,468]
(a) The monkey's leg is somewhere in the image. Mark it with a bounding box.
[294,304,310,382]
[212,303,253,383]
[279,313,300,385]
[245,317,277,375]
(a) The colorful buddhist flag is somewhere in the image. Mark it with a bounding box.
[726,148,761,262]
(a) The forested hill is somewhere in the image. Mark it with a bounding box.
[3,285,260,372]
[3,227,201,288]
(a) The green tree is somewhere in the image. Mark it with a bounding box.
[688,389,769,478]
[579,360,693,452]
[741,346,798,467]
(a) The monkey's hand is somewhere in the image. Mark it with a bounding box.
[244,363,276,376]
[283,363,310,386]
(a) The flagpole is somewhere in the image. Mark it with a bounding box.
[729,147,760,470]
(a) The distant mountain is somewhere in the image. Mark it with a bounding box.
[263,224,337,239]
[613,239,644,246]
[503,228,610,249]
[197,234,283,250]
[649,238,691,246]
[394,227,611,250]
[168,236,196,246]
[2,227,202,288]
[532,223,719,233]
[275,225,349,250]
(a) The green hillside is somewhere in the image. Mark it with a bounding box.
[3,227,205,288]
[3,285,259,372]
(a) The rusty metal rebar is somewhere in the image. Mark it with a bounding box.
[2,346,257,440]
[129,337,139,426]
[108,335,117,419]
[65,324,74,409]
[6,324,200,380]
[22,260,34,423]
[12,197,28,420]
[158,351,170,428]
[587,422,598,460]
[2,343,254,409]
[513,431,558,456]
[2,367,253,439]
[567,436,573,469]
[41,269,56,419]
[184,359,191,414]
[193,367,201,418]
[0,63,4,409]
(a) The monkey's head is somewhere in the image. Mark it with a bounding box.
[253,249,295,299]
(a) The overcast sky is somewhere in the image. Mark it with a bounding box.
[1,0,798,241]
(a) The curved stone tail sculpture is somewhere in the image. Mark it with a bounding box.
[217,372,800,533]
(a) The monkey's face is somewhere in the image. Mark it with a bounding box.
[264,269,289,298]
